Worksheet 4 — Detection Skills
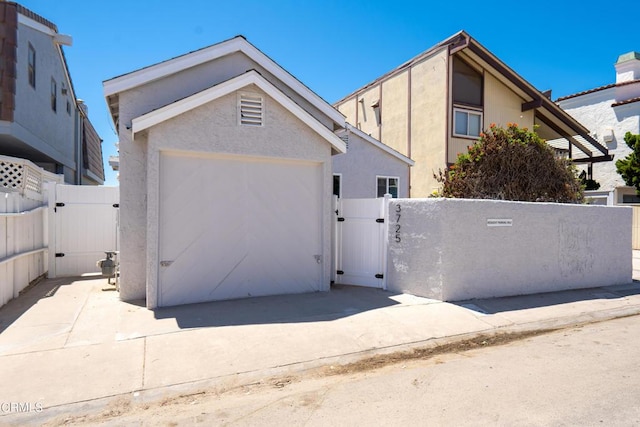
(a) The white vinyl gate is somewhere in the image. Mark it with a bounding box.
[334,197,388,288]
[49,184,119,278]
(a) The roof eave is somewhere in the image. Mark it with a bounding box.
[131,70,346,154]
[103,36,345,128]
[343,123,414,166]
[460,38,609,159]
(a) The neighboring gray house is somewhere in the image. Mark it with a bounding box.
[103,36,349,308]
[557,51,640,204]
[333,124,414,198]
[0,2,104,185]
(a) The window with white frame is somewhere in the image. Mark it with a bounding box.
[377,176,398,198]
[238,92,264,126]
[452,56,483,138]
[453,108,482,137]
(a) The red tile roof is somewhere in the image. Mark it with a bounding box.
[612,96,640,107]
[556,79,640,101]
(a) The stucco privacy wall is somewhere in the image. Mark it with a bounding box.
[387,198,632,301]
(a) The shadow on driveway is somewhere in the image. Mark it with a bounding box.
[153,284,402,329]
[0,275,104,334]
[454,283,640,315]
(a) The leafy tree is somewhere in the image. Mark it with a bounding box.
[435,123,584,203]
[615,132,640,195]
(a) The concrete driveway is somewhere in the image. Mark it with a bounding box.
[1,257,640,423]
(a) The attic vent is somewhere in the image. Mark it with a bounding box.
[239,93,263,126]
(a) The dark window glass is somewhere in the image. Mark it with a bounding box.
[51,79,57,112]
[452,57,482,107]
[333,175,341,197]
[623,195,640,204]
[28,44,36,88]
[377,177,399,198]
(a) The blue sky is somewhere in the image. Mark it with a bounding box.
[17,0,640,186]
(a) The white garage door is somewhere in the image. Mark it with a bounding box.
[158,152,323,307]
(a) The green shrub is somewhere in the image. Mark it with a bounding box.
[435,123,584,203]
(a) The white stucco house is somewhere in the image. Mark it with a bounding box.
[103,36,414,308]
[103,36,353,308]
[333,124,414,198]
[557,51,640,204]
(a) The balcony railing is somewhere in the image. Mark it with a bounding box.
[0,154,63,200]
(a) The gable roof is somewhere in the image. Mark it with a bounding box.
[104,35,345,128]
[342,124,414,166]
[131,70,346,154]
[335,31,611,164]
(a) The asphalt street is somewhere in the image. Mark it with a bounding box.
[54,314,640,426]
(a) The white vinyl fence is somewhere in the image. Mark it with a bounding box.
[0,155,63,307]
[0,155,120,309]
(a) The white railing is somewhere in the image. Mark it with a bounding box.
[0,154,63,201]
[0,203,48,307]
[0,157,61,307]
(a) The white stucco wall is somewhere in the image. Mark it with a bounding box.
[332,131,410,198]
[558,88,640,192]
[386,198,632,301]
[118,82,334,305]
[116,52,335,133]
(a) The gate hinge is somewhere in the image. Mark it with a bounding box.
[113,203,120,208]
[376,218,384,223]
[337,217,345,222]
[55,253,65,257]
[336,270,344,275]
[56,202,65,207]
[375,274,384,279]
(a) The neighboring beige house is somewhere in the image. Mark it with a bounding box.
[556,52,640,205]
[0,2,104,185]
[104,36,348,308]
[334,31,611,198]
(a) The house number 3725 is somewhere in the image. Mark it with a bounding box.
[395,204,401,243]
